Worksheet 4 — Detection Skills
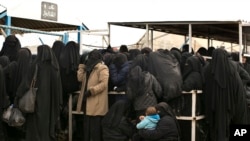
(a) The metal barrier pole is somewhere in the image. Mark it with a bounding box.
[68,94,72,141]
[176,90,205,141]
[191,90,196,141]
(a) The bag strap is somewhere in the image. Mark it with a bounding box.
[30,65,38,88]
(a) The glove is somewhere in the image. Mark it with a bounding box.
[85,90,92,97]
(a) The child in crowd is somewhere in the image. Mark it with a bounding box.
[136,106,160,130]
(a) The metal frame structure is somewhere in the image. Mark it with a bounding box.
[107,20,250,141]
[108,20,250,62]
[68,91,125,141]
[177,90,204,141]
[0,10,85,44]
[67,29,109,54]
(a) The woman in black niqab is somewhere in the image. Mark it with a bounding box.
[57,41,80,105]
[13,48,33,103]
[0,35,21,62]
[52,40,65,63]
[102,100,135,141]
[102,100,131,127]
[25,45,62,141]
[0,65,10,141]
[204,48,249,141]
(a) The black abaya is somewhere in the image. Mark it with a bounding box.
[25,45,62,141]
[204,48,249,141]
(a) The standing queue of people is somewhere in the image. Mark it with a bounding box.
[0,34,250,141]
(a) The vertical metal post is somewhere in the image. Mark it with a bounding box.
[189,24,192,53]
[191,90,196,141]
[189,23,196,141]
[207,38,210,48]
[207,29,210,48]
[68,94,72,141]
[5,15,11,36]
[244,34,247,54]
[146,24,149,48]
[239,23,243,63]
[63,33,69,44]
[231,43,233,52]
[151,30,153,50]
[108,23,110,46]
[77,26,82,45]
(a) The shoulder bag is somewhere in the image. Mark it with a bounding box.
[19,65,38,113]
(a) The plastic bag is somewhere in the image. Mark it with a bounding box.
[8,108,25,127]
[2,104,13,123]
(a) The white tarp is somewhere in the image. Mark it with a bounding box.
[1,0,250,49]
[2,0,250,29]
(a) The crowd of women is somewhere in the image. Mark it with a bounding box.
[0,34,250,141]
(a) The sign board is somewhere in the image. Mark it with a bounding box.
[41,1,57,21]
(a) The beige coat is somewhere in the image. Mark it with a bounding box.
[77,62,109,116]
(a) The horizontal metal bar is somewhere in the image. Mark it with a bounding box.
[0,25,64,37]
[67,29,108,33]
[176,115,205,120]
[182,90,203,94]
[108,91,126,95]
[72,111,84,115]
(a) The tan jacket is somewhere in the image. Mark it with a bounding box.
[77,62,109,116]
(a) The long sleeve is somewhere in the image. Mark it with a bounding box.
[136,118,150,129]
[89,65,109,96]
[77,64,85,82]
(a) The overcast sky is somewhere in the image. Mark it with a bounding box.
[1,0,250,47]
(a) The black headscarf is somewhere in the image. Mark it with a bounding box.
[59,41,79,73]
[207,46,215,57]
[170,48,182,65]
[102,100,131,128]
[127,66,145,98]
[156,102,181,137]
[211,48,232,88]
[180,52,193,75]
[113,53,127,70]
[196,47,208,56]
[128,49,141,61]
[36,44,59,70]
[141,47,152,55]
[130,54,149,72]
[85,49,102,73]
[0,35,21,62]
[182,55,204,82]
[52,40,65,64]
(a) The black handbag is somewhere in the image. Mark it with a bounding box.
[18,65,38,113]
